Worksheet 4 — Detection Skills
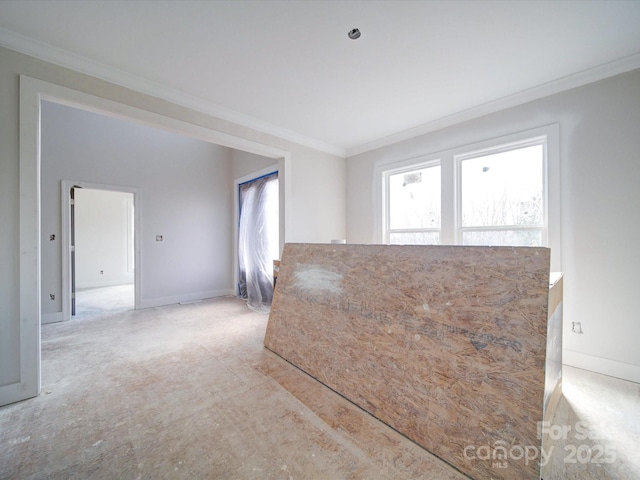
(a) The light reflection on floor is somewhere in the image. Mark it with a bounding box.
[542,365,640,479]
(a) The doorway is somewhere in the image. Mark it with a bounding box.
[61,180,140,322]
[6,75,290,407]
[237,171,279,313]
[71,187,135,319]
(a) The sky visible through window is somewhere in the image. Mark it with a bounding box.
[461,144,543,227]
[389,165,441,230]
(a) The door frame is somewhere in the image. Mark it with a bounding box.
[5,75,291,407]
[61,181,141,322]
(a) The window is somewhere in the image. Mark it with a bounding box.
[384,162,441,245]
[379,125,560,267]
[457,139,545,247]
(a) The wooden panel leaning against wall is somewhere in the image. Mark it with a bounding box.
[265,243,557,480]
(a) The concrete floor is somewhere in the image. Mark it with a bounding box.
[1,294,638,479]
[74,284,134,319]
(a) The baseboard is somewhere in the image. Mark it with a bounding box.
[76,281,134,290]
[563,349,640,384]
[138,289,234,309]
[41,312,63,324]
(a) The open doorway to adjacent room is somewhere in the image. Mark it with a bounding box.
[70,186,135,319]
[11,75,290,407]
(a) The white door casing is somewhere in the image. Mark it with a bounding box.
[61,181,141,322]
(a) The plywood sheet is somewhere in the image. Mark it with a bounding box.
[264,244,551,480]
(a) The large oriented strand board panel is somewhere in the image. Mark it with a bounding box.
[264,244,551,480]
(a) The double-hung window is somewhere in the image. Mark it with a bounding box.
[379,125,559,266]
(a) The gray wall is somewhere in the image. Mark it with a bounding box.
[347,69,640,382]
[41,101,234,311]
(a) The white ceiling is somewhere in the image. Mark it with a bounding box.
[1,0,640,157]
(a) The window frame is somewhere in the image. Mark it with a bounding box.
[454,135,548,246]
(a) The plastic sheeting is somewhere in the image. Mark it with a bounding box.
[238,172,279,313]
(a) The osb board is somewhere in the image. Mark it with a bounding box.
[264,244,551,480]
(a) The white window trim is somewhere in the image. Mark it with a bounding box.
[376,124,561,271]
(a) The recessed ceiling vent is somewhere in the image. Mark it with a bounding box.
[348,28,361,40]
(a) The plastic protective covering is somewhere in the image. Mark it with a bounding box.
[238,173,279,313]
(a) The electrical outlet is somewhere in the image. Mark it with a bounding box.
[572,322,583,334]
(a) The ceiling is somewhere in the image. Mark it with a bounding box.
[1,1,640,157]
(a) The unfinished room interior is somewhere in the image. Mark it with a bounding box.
[1,1,639,479]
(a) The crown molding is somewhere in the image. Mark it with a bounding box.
[0,27,346,158]
[3,27,638,160]
[346,52,640,157]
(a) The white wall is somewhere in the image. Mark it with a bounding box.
[347,69,640,382]
[289,148,346,243]
[231,149,277,180]
[41,101,234,311]
[0,45,345,394]
[0,50,21,386]
[75,189,134,289]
